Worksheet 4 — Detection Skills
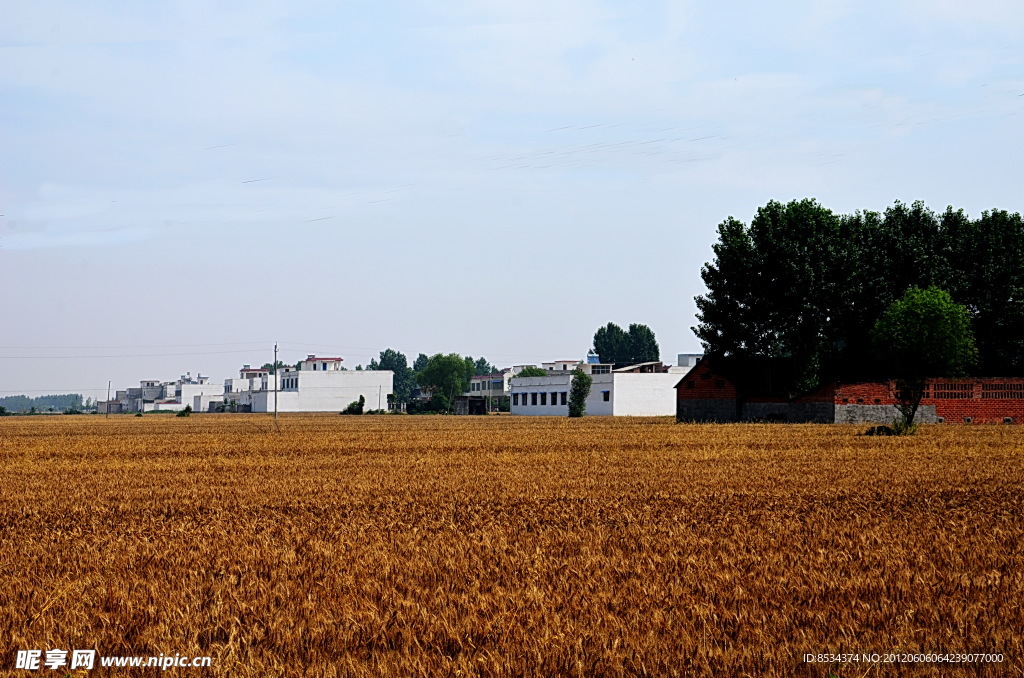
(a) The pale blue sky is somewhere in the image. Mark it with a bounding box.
[2,0,1023,398]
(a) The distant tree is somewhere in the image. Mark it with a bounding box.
[261,361,286,374]
[515,366,548,378]
[593,322,660,367]
[367,349,415,404]
[593,322,628,365]
[463,356,476,392]
[0,406,7,416]
[568,368,592,418]
[176,405,193,418]
[872,287,978,433]
[413,353,430,373]
[626,323,660,364]
[418,354,470,407]
[473,357,496,375]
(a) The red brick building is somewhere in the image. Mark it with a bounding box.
[676,359,1024,424]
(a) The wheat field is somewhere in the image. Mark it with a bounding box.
[0,414,1021,676]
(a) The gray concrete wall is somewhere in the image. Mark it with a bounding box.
[834,403,938,424]
[743,402,835,423]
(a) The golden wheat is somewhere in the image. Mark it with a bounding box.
[0,414,1020,676]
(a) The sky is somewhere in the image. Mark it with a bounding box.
[2,0,1023,399]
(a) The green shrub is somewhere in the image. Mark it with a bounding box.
[341,395,366,415]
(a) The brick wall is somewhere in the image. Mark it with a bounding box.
[677,364,1024,424]
[832,379,1024,424]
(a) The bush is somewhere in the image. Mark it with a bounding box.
[341,395,366,415]
[176,405,193,418]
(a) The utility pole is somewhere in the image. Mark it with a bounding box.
[106,380,111,419]
[273,342,279,420]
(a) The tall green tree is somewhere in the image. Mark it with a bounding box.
[626,323,660,364]
[514,366,548,378]
[872,287,977,432]
[693,198,1024,395]
[417,354,470,409]
[473,357,496,375]
[413,353,430,373]
[568,368,592,418]
[593,322,660,367]
[593,322,628,365]
[367,349,415,404]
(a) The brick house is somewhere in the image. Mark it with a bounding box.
[676,359,1024,424]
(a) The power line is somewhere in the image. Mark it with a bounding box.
[0,341,271,350]
[0,349,267,359]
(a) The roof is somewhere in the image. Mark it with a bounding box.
[613,361,665,372]
[302,357,343,362]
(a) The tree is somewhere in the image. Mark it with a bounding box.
[367,349,415,404]
[473,357,496,375]
[592,322,660,367]
[341,395,365,415]
[515,366,548,378]
[176,404,193,418]
[871,287,978,433]
[626,323,660,364]
[261,361,286,374]
[593,322,628,365]
[694,199,1024,394]
[417,354,470,409]
[568,368,592,418]
[413,353,430,373]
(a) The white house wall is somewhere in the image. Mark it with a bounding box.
[608,373,680,416]
[510,373,679,416]
[250,370,393,412]
[510,374,615,416]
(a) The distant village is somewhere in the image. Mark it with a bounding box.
[95,353,706,417]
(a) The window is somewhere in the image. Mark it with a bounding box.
[512,393,519,406]
[983,383,1024,399]
[933,383,974,399]
[540,392,547,405]
[560,392,567,405]
[551,391,557,405]
[531,392,538,406]
[602,391,610,402]
[592,365,610,374]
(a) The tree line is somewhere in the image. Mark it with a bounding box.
[694,198,1024,396]
[0,393,85,414]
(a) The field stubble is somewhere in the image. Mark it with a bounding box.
[0,415,1021,677]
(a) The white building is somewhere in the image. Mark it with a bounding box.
[106,372,223,412]
[223,365,272,412]
[464,365,539,410]
[229,355,393,413]
[509,357,697,417]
